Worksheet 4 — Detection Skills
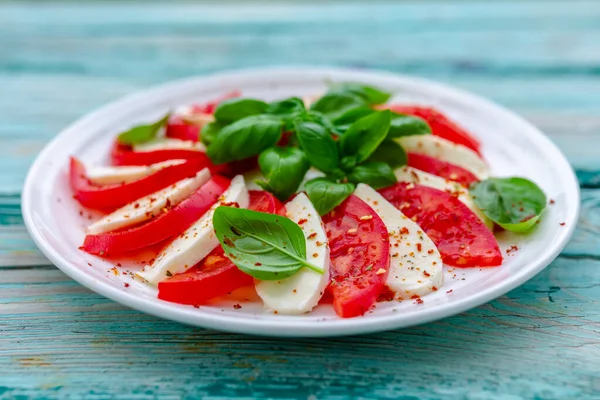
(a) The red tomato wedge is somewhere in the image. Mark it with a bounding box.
[379,183,502,267]
[386,105,482,155]
[190,90,241,114]
[407,152,479,187]
[82,175,231,255]
[157,190,285,305]
[322,195,390,318]
[165,116,200,142]
[110,140,211,167]
[70,157,209,210]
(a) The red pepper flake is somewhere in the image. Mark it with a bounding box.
[165,198,172,209]
[87,262,92,266]
[549,199,555,205]
[446,289,453,294]
[559,222,566,226]
[399,227,409,235]
[79,210,84,216]
[117,263,122,267]
[149,197,157,203]
[416,243,422,252]
[377,286,395,302]
[316,241,324,247]
[255,262,262,266]
[222,201,240,208]
[233,304,242,309]
[423,271,431,277]
[506,245,519,254]
[223,238,235,247]
[308,232,317,239]
[133,203,140,209]
[78,246,84,251]
[432,286,438,291]
[427,249,434,254]
[193,304,200,309]
[411,295,424,304]
[293,289,297,293]
[312,252,319,258]
[297,218,308,225]
[124,283,130,288]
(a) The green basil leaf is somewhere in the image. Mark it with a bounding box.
[338,110,391,165]
[294,120,339,173]
[213,98,268,122]
[470,177,547,233]
[368,139,407,168]
[310,92,367,121]
[298,110,341,136]
[347,161,397,190]
[206,115,282,164]
[268,97,306,117]
[333,107,376,133]
[257,146,310,201]
[304,178,355,216]
[200,121,226,146]
[117,113,170,145]
[213,206,324,280]
[387,113,431,138]
[331,82,391,105]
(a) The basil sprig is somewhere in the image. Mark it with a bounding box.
[304,178,355,216]
[213,206,324,280]
[388,113,431,138]
[347,161,397,190]
[256,147,310,201]
[117,113,170,145]
[470,177,547,233]
[294,120,340,174]
[213,98,268,122]
[310,92,366,121]
[206,115,283,164]
[338,110,392,170]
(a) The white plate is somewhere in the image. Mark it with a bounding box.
[22,67,579,337]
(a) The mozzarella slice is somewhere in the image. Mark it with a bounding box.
[255,193,330,314]
[86,160,185,186]
[133,138,206,153]
[395,166,493,230]
[87,168,211,235]
[137,175,249,285]
[396,135,488,179]
[354,184,443,299]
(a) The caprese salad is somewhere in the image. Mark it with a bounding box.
[69,83,548,318]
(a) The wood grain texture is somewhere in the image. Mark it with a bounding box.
[1,1,599,399]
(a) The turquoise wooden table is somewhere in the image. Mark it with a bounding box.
[1,1,599,398]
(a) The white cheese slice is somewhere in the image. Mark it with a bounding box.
[354,184,443,299]
[137,175,249,285]
[133,138,206,153]
[396,135,488,179]
[87,168,211,235]
[85,160,185,186]
[395,166,493,230]
[255,193,330,314]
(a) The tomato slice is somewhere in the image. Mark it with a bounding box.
[379,183,502,267]
[322,195,390,318]
[165,117,200,142]
[386,105,482,155]
[157,190,285,305]
[82,176,231,255]
[110,140,212,167]
[70,157,210,210]
[407,152,479,187]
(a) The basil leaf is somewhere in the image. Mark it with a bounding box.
[368,139,407,168]
[470,177,547,233]
[268,97,306,117]
[310,92,367,121]
[294,120,339,173]
[213,98,268,122]
[387,113,431,138]
[200,121,226,146]
[333,107,376,133]
[257,146,310,201]
[331,82,391,105]
[338,110,392,167]
[299,111,341,136]
[117,113,169,145]
[347,161,397,189]
[213,206,324,280]
[206,115,282,164]
[305,178,355,216]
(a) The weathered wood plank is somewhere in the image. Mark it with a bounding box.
[0,257,598,399]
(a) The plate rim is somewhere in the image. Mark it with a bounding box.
[21,66,580,337]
